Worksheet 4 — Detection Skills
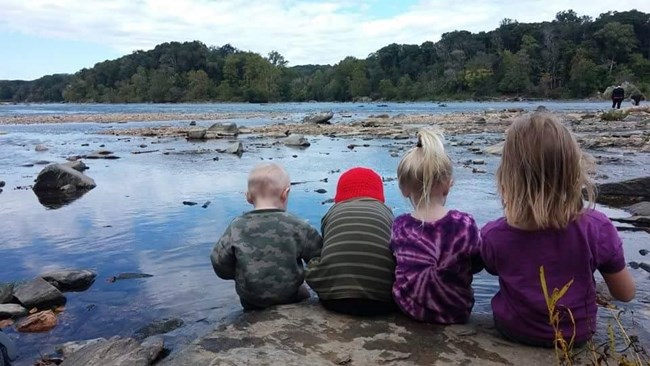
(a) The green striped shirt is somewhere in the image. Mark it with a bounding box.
[305,198,395,302]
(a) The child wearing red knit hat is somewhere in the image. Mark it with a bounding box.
[306,167,397,315]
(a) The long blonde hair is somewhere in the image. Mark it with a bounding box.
[497,113,595,230]
[397,128,452,209]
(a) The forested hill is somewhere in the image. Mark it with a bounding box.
[1,9,649,103]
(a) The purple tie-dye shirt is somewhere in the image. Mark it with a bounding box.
[391,210,483,324]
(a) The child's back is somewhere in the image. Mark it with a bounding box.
[211,163,322,310]
[482,210,624,344]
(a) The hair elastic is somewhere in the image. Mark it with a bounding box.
[416,135,423,148]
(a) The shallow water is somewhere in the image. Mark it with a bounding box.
[0,103,648,364]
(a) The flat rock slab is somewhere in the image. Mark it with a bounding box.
[627,201,650,216]
[0,304,28,320]
[41,269,97,292]
[134,318,183,340]
[61,337,162,366]
[13,277,67,310]
[57,338,107,358]
[161,301,559,366]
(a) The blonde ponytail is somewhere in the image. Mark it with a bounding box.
[397,128,453,209]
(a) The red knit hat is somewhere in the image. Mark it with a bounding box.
[334,167,385,203]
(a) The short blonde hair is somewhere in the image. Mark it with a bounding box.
[497,113,595,229]
[397,128,452,208]
[247,163,290,199]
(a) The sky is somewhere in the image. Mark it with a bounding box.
[1,0,649,80]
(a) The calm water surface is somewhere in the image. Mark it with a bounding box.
[0,103,648,364]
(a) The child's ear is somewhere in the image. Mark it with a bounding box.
[443,179,453,197]
[281,187,291,202]
[245,191,254,205]
[399,183,410,198]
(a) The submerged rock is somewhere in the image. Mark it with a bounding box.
[134,318,184,340]
[303,111,333,124]
[13,277,67,310]
[41,269,97,292]
[60,336,164,366]
[108,273,154,283]
[0,304,27,320]
[15,310,57,333]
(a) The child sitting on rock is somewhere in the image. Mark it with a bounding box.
[211,163,323,310]
[391,129,483,324]
[306,167,396,315]
[481,113,635,347]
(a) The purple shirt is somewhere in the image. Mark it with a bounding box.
[481,209,626,343]
[391,210,483,324]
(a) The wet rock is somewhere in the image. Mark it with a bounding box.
[217,142,244,156]
[475,117,487,124]
[0,304,27,320]
[186,129,206,140]
[141,336,165,362]
[81,143,90,147]
[57,338,107,358]
[484,141,504,156]
[35,144,49,152]
[0,181,4,188]
[62,160,88,172]
[472,167,486,174]
[321,198,335,205]
[13,278,66,309]
[627,202,650,216]
[134,318,184,340]
[20,163,34,167]
[34,160,50,165]
[314,189,327,194]
[33,164,96,194]
[182,201,198,206]
[189,121,196,126]
[15,310,58,333]
[640,263,650,273]
[596,176,650,206]
[303,111,333,124]
[208,122,239,136]
[41,269,97,292]
[202,201,211,209]
[60,336,162,366]
[281,134,311,147]
[108,273,154,283]
[640,249,649,256]
[0,283,13,304]
[472,159,485,165]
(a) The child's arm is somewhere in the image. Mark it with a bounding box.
[210,224,237,280]
[479,226,498,276]
[300,224,323,262]
[596,218,635,302]
[467,217,484,274]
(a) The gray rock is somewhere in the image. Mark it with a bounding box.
[0,304,27,319]
[186,129,206,140]
[596,177,650,206]
[189,121,196,126]
[62,160,88,172]
[0,181,4,188]
[303,111,333,124]
[0,283,13,304]
[472,159,485,165]
[627,202,650,216]
[34,160,50,165]
[13,277,66,310]
[281,134,311,147]
[33,164,96,193]
[134,318,183,340]
[472,167,486,174]
[60,337,159,366]
[207,122,239,135]
[484,141,504,156]
[41,269,97,292]
[141,336,165,362]
[35,144,49,152]
[57,338,107,358]
[217,142,244,156]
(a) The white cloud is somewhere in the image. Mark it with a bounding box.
[1,0,649,66]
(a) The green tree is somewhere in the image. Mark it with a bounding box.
[568,50,601,97]
[499,50,532,93]
[594,22,637,74]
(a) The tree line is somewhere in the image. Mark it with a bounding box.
[1,9,649,103]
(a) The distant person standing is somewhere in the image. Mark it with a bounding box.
[611,85,625,109]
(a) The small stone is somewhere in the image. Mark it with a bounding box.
[35,144,49,152]
[15,310,58,333]
[81,143,90,147]
[472,159,485,165]
[314,189,327,194]
[183,201,198,206]
[107,273,153,283]
[390,153,399,158]
[0,304,27,320]
[347,144,356,150]
[0,181,4,188]
[639,249,649,256]
[189,121,197,126]
[472,168,486,174]
[139,144,147,148]
[202,201,211,209]
[640,263,650,273]
[321,198,335,205]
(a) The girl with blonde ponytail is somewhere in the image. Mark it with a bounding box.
[391,128,483,324]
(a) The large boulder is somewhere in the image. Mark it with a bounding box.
[0,304,27,320]
[596,177,650,206]
[627,202,650,216]
[13,277,67,310]
[281,134,311,147]
[186,129,207,140]
[207,122,239,136]
[61,336,164,366]
[303,112,333,124]
[33,164,96,193]
[41,269,97,292]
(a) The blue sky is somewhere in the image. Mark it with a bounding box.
[1,0,649,81]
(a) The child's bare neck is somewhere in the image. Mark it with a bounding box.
[253,197,285,211]
[413,204,448,223]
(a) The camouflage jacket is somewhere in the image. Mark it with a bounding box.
[211,208,323,308]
